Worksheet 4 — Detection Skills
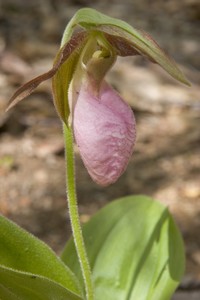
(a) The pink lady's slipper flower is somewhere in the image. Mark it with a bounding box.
[6,8,189,186]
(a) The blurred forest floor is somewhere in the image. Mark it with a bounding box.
[0,0,200,299]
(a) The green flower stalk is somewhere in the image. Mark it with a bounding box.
[6,8,189,300]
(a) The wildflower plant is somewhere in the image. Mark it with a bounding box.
[1,8,189,300]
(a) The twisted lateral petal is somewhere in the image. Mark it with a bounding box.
[73,80,136,186]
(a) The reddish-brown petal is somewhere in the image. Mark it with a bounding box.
[6,30,88,112]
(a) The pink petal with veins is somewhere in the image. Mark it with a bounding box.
[73,80,136,186]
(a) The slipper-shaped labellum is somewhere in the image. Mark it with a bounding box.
[73,79,136,186]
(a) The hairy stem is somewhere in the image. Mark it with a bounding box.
[63,123,94,300]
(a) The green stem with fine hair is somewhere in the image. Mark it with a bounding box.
[63,123,94,300]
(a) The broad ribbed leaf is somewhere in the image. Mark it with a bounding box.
[0,214,82,296]
[61,195,185,300]
[0,266,82,300]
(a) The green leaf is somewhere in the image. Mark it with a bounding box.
[0,214,82,297]
[61,195,185,300]
[64,8,190,85]
[0,266,83,300]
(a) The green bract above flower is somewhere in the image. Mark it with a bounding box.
[7,7,189,124]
